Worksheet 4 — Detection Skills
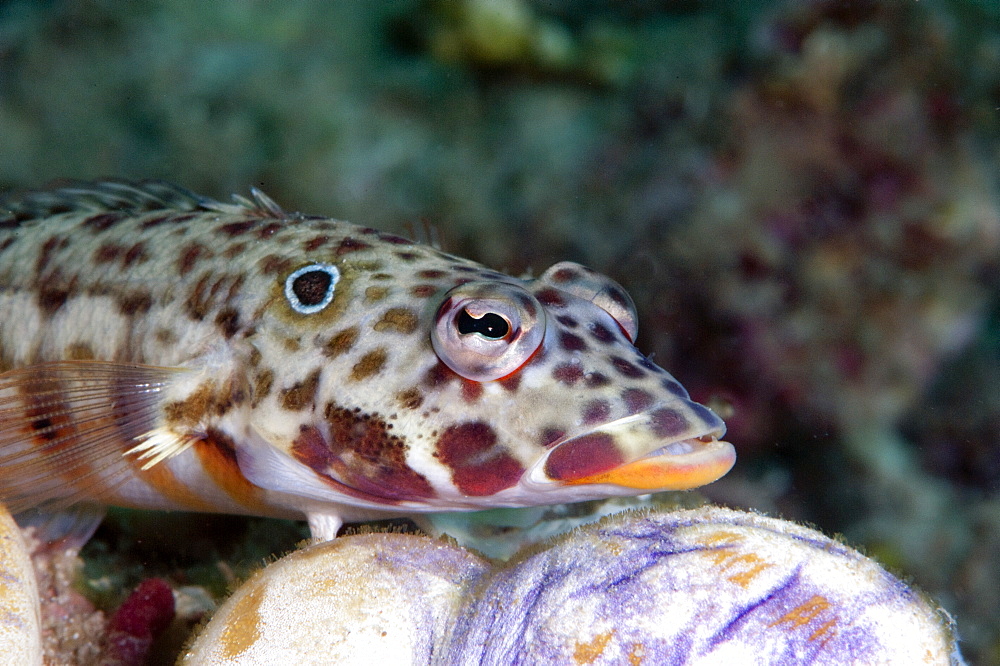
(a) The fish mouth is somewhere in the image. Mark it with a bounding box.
[530,404,736,492]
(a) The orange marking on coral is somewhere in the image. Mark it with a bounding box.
[573,631,614,664]
[809,618,839,645]
[769,595,832,629]
[627,642,646,665]
[726,557,773,587]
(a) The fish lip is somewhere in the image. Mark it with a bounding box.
[527,403,735,492]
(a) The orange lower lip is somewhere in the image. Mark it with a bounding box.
[564,438,736,491]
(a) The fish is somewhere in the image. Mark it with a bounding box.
[0,179,735,540]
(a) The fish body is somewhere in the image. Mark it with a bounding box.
[0,180,734,539]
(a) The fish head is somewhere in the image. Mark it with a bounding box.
[246,241,734,515]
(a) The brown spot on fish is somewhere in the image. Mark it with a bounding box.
[177,244,207,275]
[515,292,537,317]
[184,273,212,321]
[282,337,301,353]
[251,369,274,408]
[122,241,148,268]
[350,349,387,381]
[410,284,437,298]
[336,238,370,255]
[559,332,587,352]
[36,236,66,275]
[460,380,482,403]
[395,251,419,261]
[0,237,14,254]
[423,362,458,388]
[435,421,523,496]
[556,314,578,328]
[257,222,282,238]
[650,407,688,438]
[498,373,521,392]
[323,327,359,359]
[222,242,248,260]
[364,286,389,303]
[118,291,154,316]
[552,363,584,385]
[82,212,122,232]
[396,387,424,410]
[539,428,565,448]
[582,399,611,425]
[372,273,393,281]
[622,388,655,415]
[588,322,616,344]
[586,372,611,388]
[303,235,329,252]
[93,243,123,264]
[373,307,419,335]
[215,306,241,339]
[259,254,293,276]
[155,328,177,346]
[216,220,258,236]
[610,356,645,379]
[535,288,565,307]
[65,343,96,360]
[418,269,447,279]
[139,215,173,229]
[164,383,215,427]
[380,234,413,245]
[323,405,435,500]
[279,369,321,411]
[544,433,622,481]
[37,285,70,315]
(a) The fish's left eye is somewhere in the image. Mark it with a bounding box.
[285,263,340,314]
[432,282,544,381]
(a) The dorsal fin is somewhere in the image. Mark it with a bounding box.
[0,178,287,225]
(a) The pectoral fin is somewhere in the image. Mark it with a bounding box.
[0,361,188,513]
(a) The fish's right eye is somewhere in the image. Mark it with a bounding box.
[432,282,544,382]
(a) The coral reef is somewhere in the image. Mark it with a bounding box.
[183,507,963,664]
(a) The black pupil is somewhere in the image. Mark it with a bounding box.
[456,309,510,339]
[292,270,333,306]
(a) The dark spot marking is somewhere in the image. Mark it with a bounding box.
[556,315,578,328]
[623,388,655,414]
[93,243,123,264]
[544,433,622,481]
[214,306,241,338]
[582,399,611,425]
[435,421,523,496]
[586,372,610,388]
[119,292,153,315]
[559,332,587,352]
[418,269,447,279]
[122,242,148,268]
[36,236,65,275]
[364,286,389,302]
[83,213,122,232]
[424,362,458,388]
[323,405,435,500]
[251,369,274,407]
[216,220,257,236]
[350,349,388,381]
[280,369,321,411]
[552,363,583,385]
[164,383,216,426]
[380,233,414,245]
[223,242,247,259]
[372,273,393,281]
[259,254,292,276]
[551,266,579,282]
[539,428,565,448]
[650,407,688,438]
[324,327,359,359]
[410,284,437,298]
[373,307,419,334]
[177,244,207,275]
[337,237,370,255]
[611,356,645,379]
[514,292,537,317]
[140,215,173,229]
[37,286,70,315]
[461,380,483,403]
[303,235,329,252]
[394,251,419,261]
[589,322,616,343]
[65,343,95,360]
[535,288,565,307]
[258,222,282,238]
[497,373,521,392]
[396,387,424,410]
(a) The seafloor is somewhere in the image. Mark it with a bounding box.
[1,0,998,663]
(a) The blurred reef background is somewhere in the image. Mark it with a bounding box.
[1,0,999,663]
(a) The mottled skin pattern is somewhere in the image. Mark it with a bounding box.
[0,181,733,539]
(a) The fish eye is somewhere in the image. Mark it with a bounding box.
[537,261,638,341]
[432,281,544,381]
[456,309,511,339]
[285,263,339,314]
